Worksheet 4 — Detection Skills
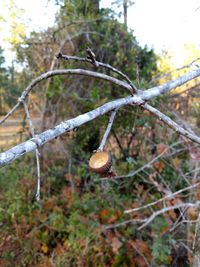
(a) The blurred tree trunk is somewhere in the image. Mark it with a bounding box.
[123,0,128,28]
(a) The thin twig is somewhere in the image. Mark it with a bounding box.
[95,141,183,182]
[150,56,200,85]
[142,66,200,100]
[97,109,117,151]
[0,102,20,125]
[0,95,137,167]
[170,219,198,233]
[22,100,41,201]
[129,241,151,267]
[106,204,196,231]
[103,218,146,230]
[98,146,168,181]
[125,182,200,214]
[56,52,138,93]
[142,102,200,145]
[192,208,200,250]
[0,68,134,125]
[2,94,200,167]
[138,203,197,230]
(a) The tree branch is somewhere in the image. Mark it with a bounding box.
[142,102,200,144]
[1,60,200,168]
[97,109,117,151]
[0,69,133,125]
[0,95,143,167]
[57,52,138,93]
[22,100,41,201]
[1,92,200,167]
[105,203,197,231]
[141,67,200,100]
[137,203,197,230]
[125,181,200,214]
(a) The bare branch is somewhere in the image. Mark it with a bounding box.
[150,56,200,85]
[0,102,21,125]
[99,146,168,181]
[106,203,197,231]
[103,218,146,230]
[1,93,200,167]
[138,203,197,230]
[22,100,41,201]
[1,65,200,127]
[143,102,200,144]
[97,109,117,151]
[0,95,144,167]
[57,52,138,93]
[170,219,198,233]
[1,60,200,168]
[142,67,200,100]
[0,69,134,125]
[125,181,200,214]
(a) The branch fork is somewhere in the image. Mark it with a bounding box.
[1,53,200,210]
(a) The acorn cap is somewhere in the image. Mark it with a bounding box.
[89,151,112,175]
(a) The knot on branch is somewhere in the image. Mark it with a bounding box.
[56,52,63,59]
[18,96,25,103]
[31,136,42,148]
[86,47,99,67]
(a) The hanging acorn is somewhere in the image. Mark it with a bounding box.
[89,151,112,176]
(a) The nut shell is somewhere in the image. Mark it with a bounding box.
[89,151,112,175]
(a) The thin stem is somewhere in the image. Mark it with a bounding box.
[22,100,41,201]
[57,53,138,93]
[143,102,200,144]
[0,69,134,125]
[97,109,117,151]
[125,182,200,214]
[138,203,196,230]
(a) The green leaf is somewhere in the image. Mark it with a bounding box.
[90,87,99,102]
[152,236,170,264]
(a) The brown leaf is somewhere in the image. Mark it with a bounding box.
[111,237,122,253]
[99,209,109,223]
[135,256,149,267]
[55,244,66,256]
[44,197,56,210]
[61,186,73,208]
[154,161,165,173]
[79,215,89,225]
[195,185,200,200]
[136,184,144,195]
[188,147,200,160]
[172,157,181,168]
[157,143,168,154]
[99,209,109,217]
[64,173,81,186]
[168,209,177,220]
[108,214,118,224]
[133,240,151,258]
